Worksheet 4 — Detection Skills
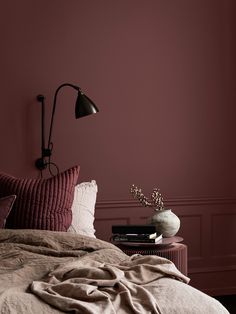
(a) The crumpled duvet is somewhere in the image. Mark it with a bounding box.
[0,229,229,314]
[31,255,189,314]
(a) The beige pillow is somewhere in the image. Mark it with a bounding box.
[68,180,97,238]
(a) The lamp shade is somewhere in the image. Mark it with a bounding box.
[75,91,99,119]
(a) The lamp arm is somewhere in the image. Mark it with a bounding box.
[35,95,48,170]
[37,95,46,153]
[47,83,80,150]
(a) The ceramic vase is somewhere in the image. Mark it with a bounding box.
[148,208,180,238]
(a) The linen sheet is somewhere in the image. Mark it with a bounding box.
[0,229,229,314]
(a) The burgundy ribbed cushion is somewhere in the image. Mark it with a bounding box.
[0,166,80,231]
[0,195,16,228]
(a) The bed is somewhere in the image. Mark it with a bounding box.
[0,166,229,313]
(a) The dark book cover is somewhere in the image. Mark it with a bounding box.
[112,224,156,235]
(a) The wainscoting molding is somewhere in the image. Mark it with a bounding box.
[94,197,236,296]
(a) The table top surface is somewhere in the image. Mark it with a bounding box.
[114,236,184,248]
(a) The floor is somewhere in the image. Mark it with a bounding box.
[214,295,236,313]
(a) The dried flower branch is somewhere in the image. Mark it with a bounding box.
[130,184,165,211]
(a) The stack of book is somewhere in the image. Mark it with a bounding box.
[111,225,162,244]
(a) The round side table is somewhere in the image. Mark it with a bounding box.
[117,242,188,276]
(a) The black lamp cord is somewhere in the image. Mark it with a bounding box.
[47,143,59,176]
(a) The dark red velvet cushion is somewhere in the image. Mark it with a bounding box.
[0,166,80,231]
[0,195,16,228]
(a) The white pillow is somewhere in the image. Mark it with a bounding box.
[68,180,97,238]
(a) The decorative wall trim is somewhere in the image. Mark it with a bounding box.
[189,267,236,296]
[202,286,236,296]
[202,286,236,297]
[96,197,236,209]
[189,264,236,274]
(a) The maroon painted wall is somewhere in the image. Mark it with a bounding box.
[0,0,236,295]
[0,0,235,201]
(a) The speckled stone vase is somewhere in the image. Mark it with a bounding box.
[148,208,180,238]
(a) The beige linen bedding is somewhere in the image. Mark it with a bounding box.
[0,229,229,314]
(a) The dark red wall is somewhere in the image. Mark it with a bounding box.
[0,0,236,295]
[0,0,235,201]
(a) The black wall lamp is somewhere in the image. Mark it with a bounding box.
[35,83,99,176]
